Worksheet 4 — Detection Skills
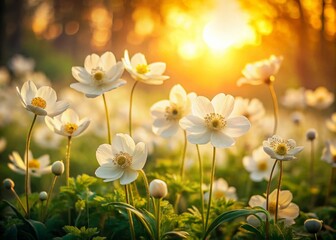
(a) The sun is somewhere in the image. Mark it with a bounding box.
[202,0,257,52]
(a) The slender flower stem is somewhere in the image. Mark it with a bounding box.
[266,159,278,211]
[156,198,161,240]
[43,175,57,221]
[65,136,72,224]
[314,233,318,240]
[326,167,336,205]
[205,147,216,231]
[196,144,205,231]
[129,81,139,137]
[102,93,111,144]
[65,136,72,187]
[180,130,188,180]
[125,185,136,240]
[268,81,279,135]
[140,170,150,210]
[11,188,27,215]
[274,161,283,224]
[25,114,37,218]
[309,140,315,187]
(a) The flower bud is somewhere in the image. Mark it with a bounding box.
[306,128,317,141]
[304,218,323,234]
[149,179,168,199]
[39,191,48,201]
[3,178,15,190]
[52,161,64,176]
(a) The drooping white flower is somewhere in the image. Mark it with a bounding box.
[180,93,250,148]
[248,189,299,226]
[9,54,35,76]
[243,146,277,182]
[16,80,69,116]
[8,151,52,177]
[71,52,126,98]
[281,87,306,110]
[326,113,336,133]
[122,50,169,85]
[204,178,237,202]
[95,133,147,185]
[305,87,334,109]
[263,135,304,160]
[231,97,265,123]
[150,84,196,138]
[237,55,283,86]
[321,141,336,168]
[45,108,90,137]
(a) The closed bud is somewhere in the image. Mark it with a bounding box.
[306,128,317,141]
[149,179,168,199]
[3,178,15,190]
[304,218,323,234]
[39,191,48,201]
[52,161,64,176]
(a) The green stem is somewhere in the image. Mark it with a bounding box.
[156,198,161,240]
[180,130,188,180]
[196,144,205,231]
[25,114,37,218]
[125,185,136,240]
[326,167,335,205]
[265,159,278,211]
[275,161,283,224]
[11,188,27,215]
[129,81,139,137]
[86,188,90,227]
[65,136,72,224]
[205,147,216,231]
[268,82,279,135]
[43,175,57,221]
[140,170,150,210]
[310,140,315,187]
[102,93,111,144]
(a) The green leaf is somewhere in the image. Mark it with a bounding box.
[162,230,189,239]
[240,224,263,238]
[203,208,270,240]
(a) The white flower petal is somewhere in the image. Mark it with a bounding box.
[105,62,124,83]
[38,154,50,167]
[70,83,102,97]
[84,53,100,72]
[179,115,206,133]
[155,123,179,138]
[192,96,213,118]
[131,142,147,170]
[73,119,90,137]
[148,62,166,75]
[100,51,116,71]
[112,134,135,155]
[120,169,139,185]
[96,144,113,165]
[212,94,235,118]
[211,131,235,148]
[21,81,37,105]
[37,86,57,104]
[249,195,265,208]
[95,163,123,180]
[131,53,147,68]
[224,116,251,137]
[187,131,211,145]
[48,101,69,117]
[61,109,79,123]
[71,67,91,84]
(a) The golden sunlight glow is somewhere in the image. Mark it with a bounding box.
[90,7,112,48]
[32,2,53,36]
[203,0,257,51]
[178,41,200,60]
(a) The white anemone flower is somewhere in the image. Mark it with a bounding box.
[45,108,90,137]
[95,133,147,185]
[10,54,35,76]
[305,87,334,109]
[180,93,251,148]
[150,84,196,138]
[71,52,126,98]
[248,189,300,226]
[281,87,306,110]
[326,113,336,133]
[237,55,283,86]
[321,141,336,168]
[231,97,265,123]
[16,80,69,116]
[8,150,52,177]
[122,50,169,85]
[243,146,277,182]
[263,135,304,160]
[204,178,237,202]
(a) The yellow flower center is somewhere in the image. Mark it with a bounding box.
[214,191,225,199]
[257,161,268,171]
[165,104,182,121]
[113,152,132,168]
[275,143,288,155]
[31,97,47,109]
[65,123,78,134]
[91,68,105,81]
[205,113,226,131]
[28,159,40,169]
[136,64,150,74]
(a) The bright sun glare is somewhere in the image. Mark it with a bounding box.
[202,0,257,52]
